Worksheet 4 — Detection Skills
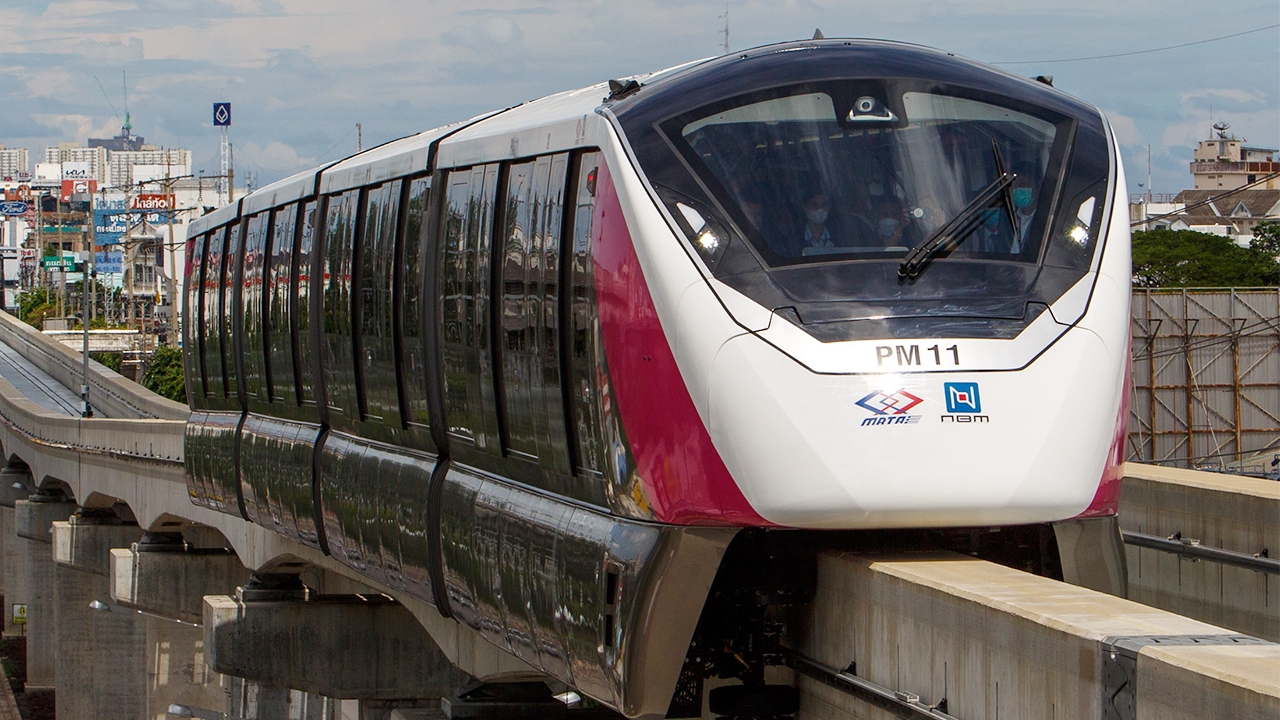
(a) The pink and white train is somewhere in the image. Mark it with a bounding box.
[184,38,1130,719]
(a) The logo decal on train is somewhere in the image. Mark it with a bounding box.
[942,382,989,423]
[856,390,923,426]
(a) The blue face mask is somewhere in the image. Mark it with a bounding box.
[1012,187,1034,209]
[878,218,900,237]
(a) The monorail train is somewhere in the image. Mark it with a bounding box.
[183,39,1130,720]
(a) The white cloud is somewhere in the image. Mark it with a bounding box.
[1104,111,1142,147]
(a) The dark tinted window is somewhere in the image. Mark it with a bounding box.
[295,200,318,406]
[439,164,500,449]
[185,232,207,402]
[203,227,225,400]
[321,190,360,415]
[222,222,243,401]
[267,203,298,405]
[568,154,611,474]
[399,177,432,430]
[241,212,269,402]
[497,154,571,473]
[357,180,401,424]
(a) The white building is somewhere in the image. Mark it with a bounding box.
[43,143,109,185]
[0,147,28,180]
[1131,190,1280,246]
[108,148,191,190]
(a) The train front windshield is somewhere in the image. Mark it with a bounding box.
[679,91,1058,265]
[613,46,1114,340]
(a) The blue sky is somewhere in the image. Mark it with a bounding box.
[3,1,1276,195]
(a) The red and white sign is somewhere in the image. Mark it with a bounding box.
[131,194,175,211]
[60,179,97,202]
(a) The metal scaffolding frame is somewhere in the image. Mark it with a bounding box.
[1129,288,1280,473]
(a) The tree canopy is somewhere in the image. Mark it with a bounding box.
[1132,223,1280,288]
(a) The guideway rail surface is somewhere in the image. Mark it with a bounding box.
[799,551,1279,720]
[0,313,1273,719]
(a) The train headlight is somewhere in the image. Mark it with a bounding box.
[697,230,720,252]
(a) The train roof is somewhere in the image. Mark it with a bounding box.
[241,165,325,216]
[191,196,241,234]
[319,112,497,194]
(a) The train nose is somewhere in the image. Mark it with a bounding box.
[705,326,1119,529]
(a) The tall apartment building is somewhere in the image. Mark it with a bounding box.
[1191,123,1279,190]
[43,143,109,185]
[108,148,191,189]
[0,146,28,180]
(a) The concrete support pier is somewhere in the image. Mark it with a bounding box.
[14,495,76,690]
[109,533,251,719]
[204,582,456,701]
[51,515,147,720]
[0,469,32,637]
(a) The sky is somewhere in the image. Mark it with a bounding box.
[2,0,1277,196]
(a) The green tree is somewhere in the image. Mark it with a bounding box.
[1131,228,1280,288]
[17,288,56,329]
[1251,221,1280,266]
[141,346,186,404]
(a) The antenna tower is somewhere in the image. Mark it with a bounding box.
[720,4,730,52]
[219,126,229,197]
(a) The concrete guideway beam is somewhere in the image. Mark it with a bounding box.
[204,591,459,700]
[797,551,1280,720]
[1119,462,1280,641]
[109,542,251,624]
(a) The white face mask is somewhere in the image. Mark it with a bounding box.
[806,208,829,225]
[878,218,901,237]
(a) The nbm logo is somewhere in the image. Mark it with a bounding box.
[944,382,981,413]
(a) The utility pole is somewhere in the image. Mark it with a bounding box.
[164,163,177,347]
[357,123,363,152]
[81,192,94,417]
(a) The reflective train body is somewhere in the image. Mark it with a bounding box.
[183,40,1130,719]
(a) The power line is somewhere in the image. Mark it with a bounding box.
[992,23,1279,65]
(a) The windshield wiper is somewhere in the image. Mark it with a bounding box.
[898,140,1019,281]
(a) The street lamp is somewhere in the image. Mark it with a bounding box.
[166,703,248,720]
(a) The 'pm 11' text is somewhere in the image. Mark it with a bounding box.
[876,344,961,367]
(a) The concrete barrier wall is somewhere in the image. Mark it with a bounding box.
[1120,462,1279,640]
[0,310,186,420]
[799,551,1280,720]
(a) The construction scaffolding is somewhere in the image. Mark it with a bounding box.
[1129,288,1280,474]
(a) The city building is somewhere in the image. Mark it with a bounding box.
[1191,122,1279,190]
[43,143,109,185]
[0,146,28,181]
[107,149,191,190]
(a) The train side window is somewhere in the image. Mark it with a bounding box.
[241,212,270,402]
[567,152,613,478]
[268,203,298,406]
[294,200,318,406]
[497,154,572,473]
[357,180,401,425]
[185,231,207,401]
[321,189,361,416]
[223,220,244,402]
[399,176,432,431]
[203,226,226,400]
[439,164,500,449]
